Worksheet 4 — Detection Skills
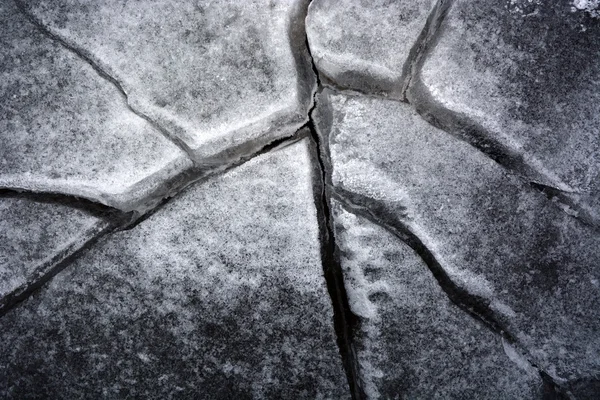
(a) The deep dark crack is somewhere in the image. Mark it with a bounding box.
[304,7,366,398]
[403,0,598,231]
[400,0,454,100]
[329,188,574,399]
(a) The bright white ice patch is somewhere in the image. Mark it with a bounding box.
[573,0,600,17]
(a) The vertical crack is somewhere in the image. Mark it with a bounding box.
[304,4,366,397]
[308,124,365,400]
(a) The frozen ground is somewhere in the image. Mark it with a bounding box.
[1,0,599,398]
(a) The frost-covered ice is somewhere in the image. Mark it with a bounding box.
[22,0,316,165]
[573,0,600,17]
[306,0,436,97]
[0,139,348,399]
[0,1,192,212]
[332,200,542,399]
[314,89,600,384]
[0,196,107,310]
[411,0,600,221]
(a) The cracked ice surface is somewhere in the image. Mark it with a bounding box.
[2,0,600,397]
[22,0,316,164]
[0,1,192,212]
[0,196,108,310]
[0,139,348,399]
[332,200,543,399]
[306,0,436,97]
[413,0,600,222]
[314,89,600,384]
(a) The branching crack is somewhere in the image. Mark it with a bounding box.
[329,188,573,399]
[6,1,580,397]
[304,7,366,398]
[0,189,132,316]
[402,0,598,230]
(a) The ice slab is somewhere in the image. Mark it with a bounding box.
[315,89,600,385]
[332,200,543,399]
[0,139,348,399]
[306,0,436,97]
[23,0,316,165]
[412,0,600,222]
[0,196,108,312]
[0,1,192,212]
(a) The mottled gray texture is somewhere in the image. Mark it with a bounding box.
[411,0,600,222]
[332,200,543,399]
[0,139,348,399]
[0,1,192,212]
[23,0,316,164]
[306,0,436,96]
[315,89,600,384]
[0,197,107,308]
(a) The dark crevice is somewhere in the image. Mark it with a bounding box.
[400,0,454,100]
[529,181,600,233]
[402,0,598,230]
[307,125,365,400]
[329,188,573,399]
[119,130,307,232]
[330,188,512,340]
[408,77,598,228]
[0,188,134,222]
[304,10,366,398]
[0,221,116,318]
[0,190,132,317]
[12,0,196,161]
[0,129,306,320]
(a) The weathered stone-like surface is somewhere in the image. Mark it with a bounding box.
[0,1,192,212]
[315,89,600,385]
[0,138,348,399]
[23,0,316,164]
[332,200,543,399]
[306,0,436,97]
[0,196,108,311]
[411,0,600,221]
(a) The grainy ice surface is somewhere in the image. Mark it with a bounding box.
[2,0,600,398]
[332,200,543,399]
[0,140,348,399]
[314,89,600,385]
[306,0,436,96]
[0,1,192,211]
[413,0,600,222]
[0,196,107,308]
[22,0,316,163]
